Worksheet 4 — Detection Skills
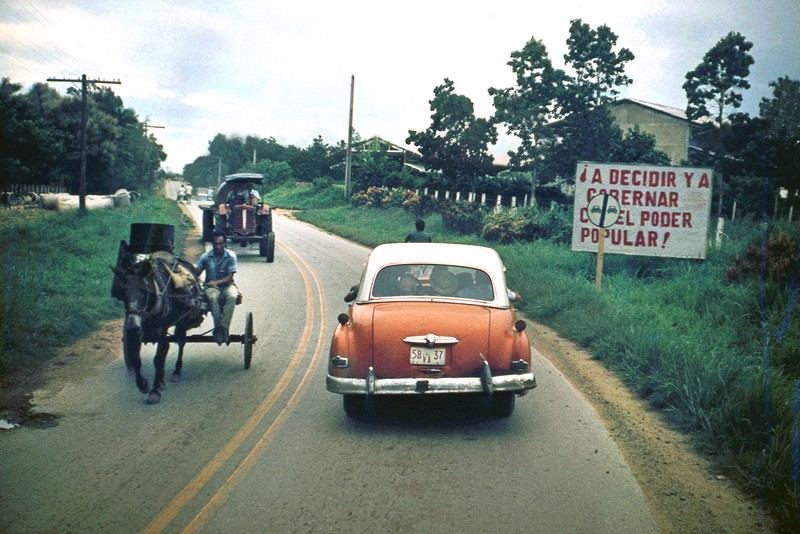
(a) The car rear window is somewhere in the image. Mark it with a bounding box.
[371,264,494,300]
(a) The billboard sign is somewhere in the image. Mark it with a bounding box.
[571,162,714,259]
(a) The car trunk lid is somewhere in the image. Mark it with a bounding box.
[371,302,490,379]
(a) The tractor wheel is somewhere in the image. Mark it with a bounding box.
[201,210,214,241]
[265,232,275,263]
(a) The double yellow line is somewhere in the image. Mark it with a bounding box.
[143,242,327,534]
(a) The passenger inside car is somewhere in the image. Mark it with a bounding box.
[457,270,494,300]
[429,266,459,296]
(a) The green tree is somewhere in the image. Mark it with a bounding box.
[562,19,635,112]
[208,134,248,176]
[290,135,334,182]
[183,155,221,187]
[759,77,800,196]
[407,78,497,191]
[537,20,640,181]
[244,158,293,190]
[683,31,754,216]
[489,37,565,173]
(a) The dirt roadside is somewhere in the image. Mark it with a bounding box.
[0,215,775,533]
[528,322,773,533]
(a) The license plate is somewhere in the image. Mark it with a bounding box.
[409,347,446,366]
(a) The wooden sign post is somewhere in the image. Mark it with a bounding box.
[586,193,621,293]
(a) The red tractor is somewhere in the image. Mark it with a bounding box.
[199,173,275,262]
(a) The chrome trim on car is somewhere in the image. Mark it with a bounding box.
[480,360,494,394]
[366,367,376,395]
[326,371,537,395]
[403,334,459,347]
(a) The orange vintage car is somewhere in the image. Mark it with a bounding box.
[326,243,536,417]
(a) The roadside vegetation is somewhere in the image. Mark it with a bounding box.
[0,197,191,372]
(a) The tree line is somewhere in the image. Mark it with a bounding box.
[0,78,166,195]
[409,21,799,216]
[4,18,796,216]
[184,20,798,218]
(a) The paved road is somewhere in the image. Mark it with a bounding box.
[0,208,657,533]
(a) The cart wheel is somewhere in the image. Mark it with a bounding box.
[243,312,254,369]
[265,232,275,263]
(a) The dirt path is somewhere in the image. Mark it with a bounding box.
[528,322,772,533]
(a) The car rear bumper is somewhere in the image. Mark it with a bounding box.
[327,364,536,396]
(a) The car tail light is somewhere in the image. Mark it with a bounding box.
[331,356,349,368]
[511,359,529,371]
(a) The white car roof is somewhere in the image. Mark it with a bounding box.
[356,243,511,307]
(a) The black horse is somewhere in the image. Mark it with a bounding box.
[111,232,205,404]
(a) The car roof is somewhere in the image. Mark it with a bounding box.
[357,243,510,307]
[369,242,503,267]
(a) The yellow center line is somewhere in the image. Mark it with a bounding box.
[142,241,320,534]
[182,243,328,533]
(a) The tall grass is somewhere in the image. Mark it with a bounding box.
[299,203,800,530]
[0,197,192,372]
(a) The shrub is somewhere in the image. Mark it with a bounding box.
[350,186,388,208]
[439,200,484,235]
[482,209,538,244]
[727,230,800,282]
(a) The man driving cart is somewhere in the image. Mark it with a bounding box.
[195,230,239,345]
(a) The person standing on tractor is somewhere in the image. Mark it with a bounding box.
[196,231,239,345]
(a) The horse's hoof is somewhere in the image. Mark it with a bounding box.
[146,391,161,405]
[137,378,150,394]
[170,373,182,383]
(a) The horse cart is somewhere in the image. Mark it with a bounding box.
[111,223,256,404]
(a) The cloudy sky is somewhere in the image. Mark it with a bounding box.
[2,0,798,173]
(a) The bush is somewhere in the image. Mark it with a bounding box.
[439,200,483,235]
[350,186,417,209]
[482,209,537,244]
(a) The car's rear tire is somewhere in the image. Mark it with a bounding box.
[343,394,366,417]
[490,392,515,417]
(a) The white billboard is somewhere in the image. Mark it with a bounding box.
[571,162,714,259]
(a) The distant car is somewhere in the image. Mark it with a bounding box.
[327,243,536,417]
[195,190,214,209]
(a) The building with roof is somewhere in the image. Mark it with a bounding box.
[607,98,692,165]
[348,136,427,174]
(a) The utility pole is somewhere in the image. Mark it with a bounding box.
[344,75,355,199]
[142,121,165,188]
[48,74,121,212]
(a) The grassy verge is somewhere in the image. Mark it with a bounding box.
[0,197,193,373]
[295,203,799,531]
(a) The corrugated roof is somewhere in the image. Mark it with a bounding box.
[612,98,688,121]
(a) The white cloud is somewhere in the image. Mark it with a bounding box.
[2,0,798,172]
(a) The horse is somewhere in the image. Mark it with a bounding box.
[111,239,205,404]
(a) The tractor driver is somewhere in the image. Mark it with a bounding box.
[196,230,239,345]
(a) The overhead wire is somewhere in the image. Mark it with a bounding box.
[0,3,89,82]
